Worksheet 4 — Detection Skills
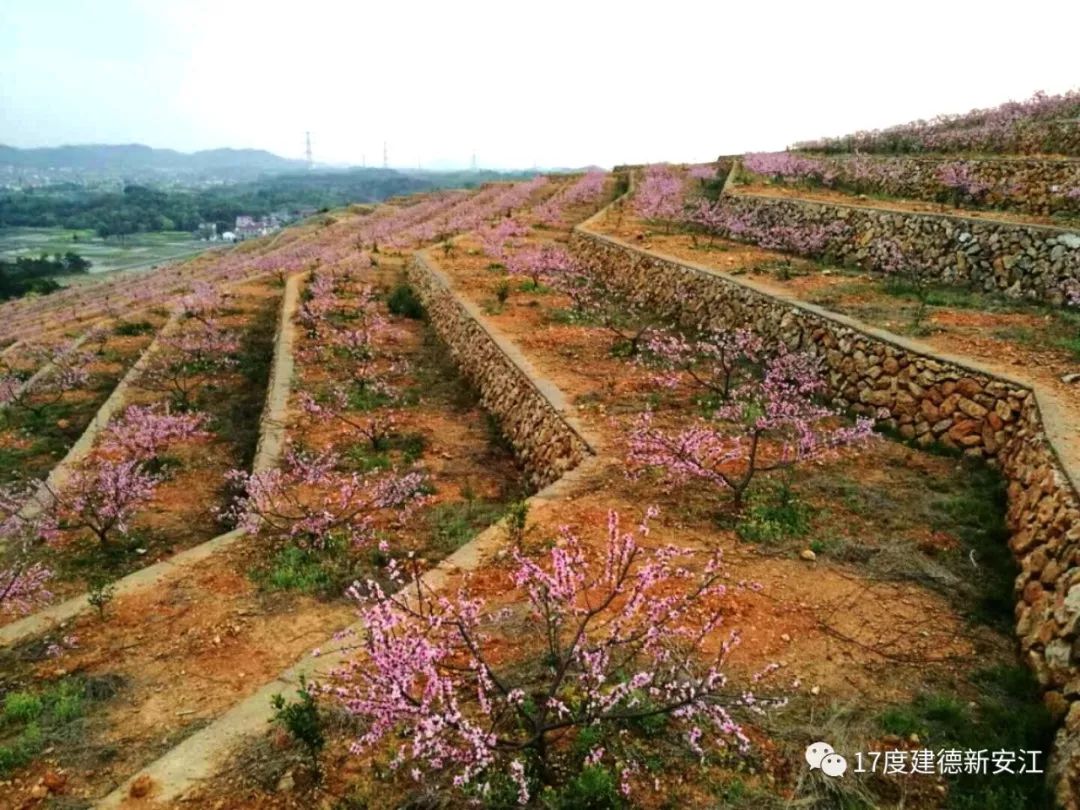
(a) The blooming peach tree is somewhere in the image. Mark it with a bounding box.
[329,508,781,803]
[630,349,874,510]
[223,447,428,550]
[552,262,686,357]
[0,484,56,614]
[643,327,763,402]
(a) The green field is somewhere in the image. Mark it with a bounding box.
[0,227,221,276]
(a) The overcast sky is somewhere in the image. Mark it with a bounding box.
[1,0,1078,170]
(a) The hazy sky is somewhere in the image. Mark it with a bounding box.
[2,0,1078,170]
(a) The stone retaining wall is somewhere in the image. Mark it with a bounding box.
[407,251,593,489]
[745,154,1080,218]
[716,190,1080,304]
[569,225,1080,808]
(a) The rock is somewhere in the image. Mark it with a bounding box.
[956,397,988,419]
[1045,690,1069,722]
[799,549,817,562]
[1023,580,1045,605]
[780,633,791,643]
[56,418,70,430]
[29,784,49,799]
[129,774,154,799]
[276,771,296,793]
[1045,639,1071,673]
[42,770,65,793]
[1065,585,1080,616]
[1062,373,1080,385]
[810,685,821,696]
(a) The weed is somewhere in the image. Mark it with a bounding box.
[345,444,391,472]
[347,382,394,412]
[397,432,427,462]
[271,675,325,776]
[3,692,43,724]
[506,499,529,545]
[0,677,101,776]
[876,669,1052,809]
[735,480,810,544]
[495,279,511,305]
[541,765,623,809]
[401,326,479,411]
[1057,332,1080,360]
[49,681,84,723]
[485,412,514,455]
[87,578,117,619]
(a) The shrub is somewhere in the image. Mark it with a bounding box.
[113,320,156,336]
[387,283,424,319]
[271,676,325,773]
[3,692,43,724]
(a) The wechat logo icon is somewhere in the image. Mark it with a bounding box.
[806,741,848,778]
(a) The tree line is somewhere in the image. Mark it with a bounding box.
[0,169,532,239]
[0,252,90,300]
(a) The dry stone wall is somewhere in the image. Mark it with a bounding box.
[569,225,1080,808]
[717,191,1080,304]
[406,252,593,490]
[751,154,1080,218]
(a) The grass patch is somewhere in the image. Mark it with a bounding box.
[0,676,111,777]
[800,454,1013,628]
[256,544,337,594]
[735,481,811,545]
[401,325,480,411]
[428,499,510,554]
[876,666,1052,809]
[344,444,392,473]
[113,320,156,336]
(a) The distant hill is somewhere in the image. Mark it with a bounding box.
[0,143,306,177]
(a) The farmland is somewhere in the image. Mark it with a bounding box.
[0,228,216,276]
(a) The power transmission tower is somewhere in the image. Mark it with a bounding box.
[305,131,313,169]
[471,152,477,171]
[383,141,388,168]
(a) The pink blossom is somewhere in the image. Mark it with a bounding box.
[629,349,875,509]
[100,405,208,461]
[327,508,784,798]
[633,164,685,222]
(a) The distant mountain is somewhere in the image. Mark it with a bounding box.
[0,143,306,177]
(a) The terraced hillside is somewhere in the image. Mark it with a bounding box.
[1,95,1079,810]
